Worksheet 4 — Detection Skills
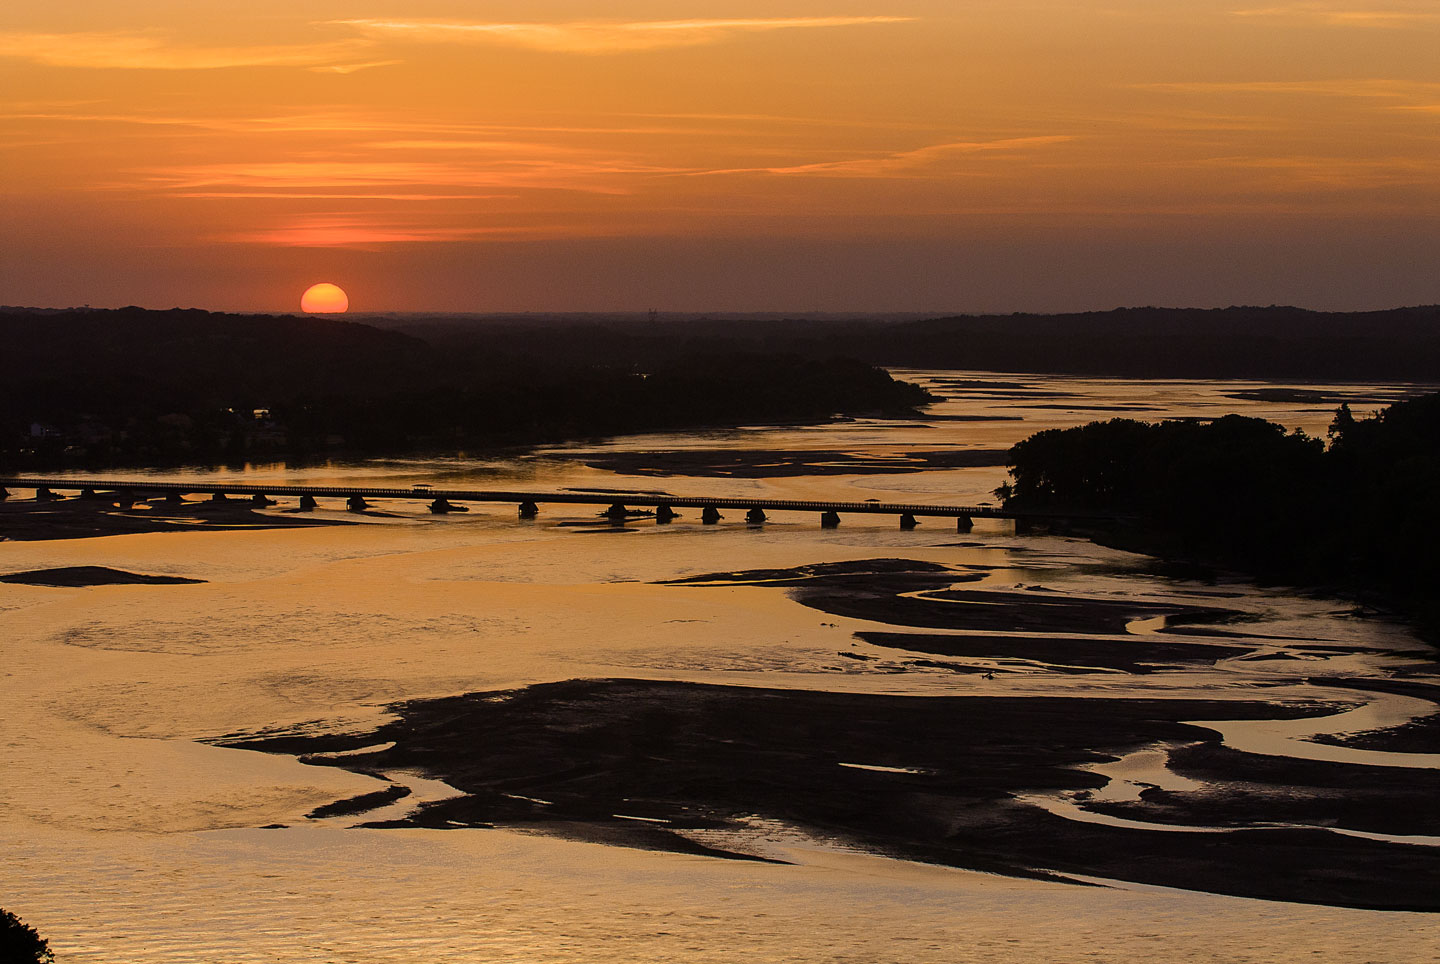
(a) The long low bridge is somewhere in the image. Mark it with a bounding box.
[0,476,1098,530]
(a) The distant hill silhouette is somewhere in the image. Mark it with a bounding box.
[365,304,1440,381]
[0,307,930,469]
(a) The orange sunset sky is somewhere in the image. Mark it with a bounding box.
[2,1,1436,313]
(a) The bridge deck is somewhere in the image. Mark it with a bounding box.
[0,476,1110,522]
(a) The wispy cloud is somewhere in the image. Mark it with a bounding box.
[332,17,914,54]
[145,155,682,197]
[0,107,775,139]
[693,136,1075,178]
[223,216,514,246]
[1139,79,1440,100]
[0,30,378,71]
[1231,3,1440,26]
[1186,153,1440,190]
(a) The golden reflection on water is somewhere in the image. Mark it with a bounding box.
[3,372,1438,961]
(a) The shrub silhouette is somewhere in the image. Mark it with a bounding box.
[0,909,53,964]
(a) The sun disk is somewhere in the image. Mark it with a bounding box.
[300,282,349,313]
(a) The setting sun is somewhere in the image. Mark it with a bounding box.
[300,283,349,314]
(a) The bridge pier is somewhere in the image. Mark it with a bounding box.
[114,489,137,509]
[956,515,973,533]
[701,506,721,525]
[298,494,318,511]
[605,503,630,524]
[347,496,370,512]
[210,492,230,504]
[746,508,767,525]
[165,491,184,504]
[820,510,840,528]
[900,512,918,530]
[518,500,539,519]
[36,486,58,500]
[251,493,276,507]
[655,504,677,524]
[429,498,467,514]
[80,487,99,500]
[0,486,8,501]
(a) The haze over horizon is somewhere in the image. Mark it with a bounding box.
[3,1,1437,314]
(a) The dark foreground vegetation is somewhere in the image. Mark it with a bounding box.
[0,908,52,964]
[998,394,1440,637]
[0,308,930,469]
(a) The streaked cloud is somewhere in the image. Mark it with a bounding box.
[333,17,914,54]
[694,136,1075,178]
[221,214,595,247]
[1231,3,1440,26]
[0,30,377,71]
[1139,79,1440,100]
[145,155,681,197]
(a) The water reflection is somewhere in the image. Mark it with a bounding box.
[3,371,1438,960]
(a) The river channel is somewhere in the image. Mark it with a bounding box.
[2,371,1437,962]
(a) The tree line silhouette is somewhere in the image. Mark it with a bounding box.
[0,308,931,469]
[997,394,1440,638]
[375,304,1440,380]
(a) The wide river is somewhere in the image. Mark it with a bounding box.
[2,371,1438,962]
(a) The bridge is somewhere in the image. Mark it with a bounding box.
[0,476,1103,531]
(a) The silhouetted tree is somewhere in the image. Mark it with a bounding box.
[0,909,53,964]
[998,394,1440,639]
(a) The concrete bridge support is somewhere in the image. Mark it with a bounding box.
[605,503,630,524]
[956,515,973,533]
[347,496,370,512]
[518,501,539,519]
[0,486,8,500]
[900,513,918,530]
[820,510,841,528]
[114,489,137,509]
[746,508,767,525]
[165,491,185,504]
[701,506,722,525]
[429,498,467,514]
[36,487,58,500]
[298,494,318,511]
[251,494,276,507]
[80,487,99,500]
[210,492,230,504]
[656,504,677,524]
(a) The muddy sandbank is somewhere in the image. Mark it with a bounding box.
[216,678,1440,910]
[566,448,1008,479]
[0,497,354,542]
[665,559,1248,636]
[0,566,205,587]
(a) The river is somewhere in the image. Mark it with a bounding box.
[1,371,1437,962]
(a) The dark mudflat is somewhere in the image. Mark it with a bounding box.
[666,559,1247,636]
[0,498,353,542]
[0,566,205,587]
[570,448,1008,479]
[858,631,1252,674]
[305,784,411,820]
[217,678,1440,911]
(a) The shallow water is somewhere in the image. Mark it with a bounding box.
[3,371,1438,961]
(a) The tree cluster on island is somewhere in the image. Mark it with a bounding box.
[0,308,932,470]
[997,394,1440,639]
